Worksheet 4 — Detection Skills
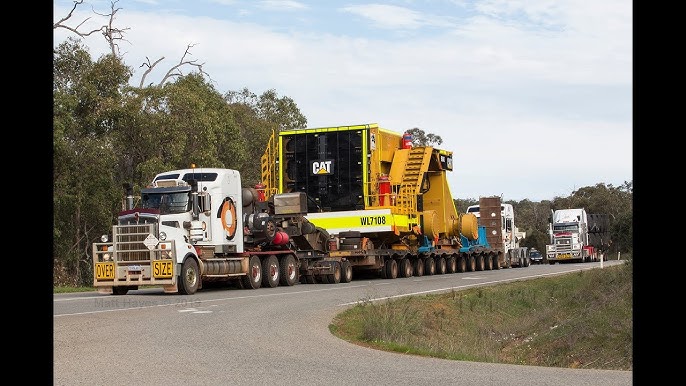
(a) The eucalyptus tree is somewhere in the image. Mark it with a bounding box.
[53,37,132,285]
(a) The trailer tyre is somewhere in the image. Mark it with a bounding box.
[279,254,298,287]
[436,256,447,275]
[424,257,436,276]
[241,255,262,289]
[457,255,467,273]
[492,254,501,270]
[178,258,200,295]
[399,258,412,278]
[468,255,477,272]
[384,259,398,279]
[414,258,425,277]
[326,261,341,284]
[341,260,353,283]
[485,254,493,270]
[261,255,280,288]
[446,255,457,273]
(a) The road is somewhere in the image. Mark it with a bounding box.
[53,260,632,386]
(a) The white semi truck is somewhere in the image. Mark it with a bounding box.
[545,208,608,264]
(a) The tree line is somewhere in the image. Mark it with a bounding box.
[53,7,632,286]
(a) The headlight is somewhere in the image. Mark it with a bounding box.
[159,232,167,241]
[101,234,109,243]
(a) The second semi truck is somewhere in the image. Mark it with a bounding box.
[545,208,610,264]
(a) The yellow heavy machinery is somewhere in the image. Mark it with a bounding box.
[261,123,503,281]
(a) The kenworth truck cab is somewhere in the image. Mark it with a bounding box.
[92,167,338,295]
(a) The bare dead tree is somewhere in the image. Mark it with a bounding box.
[53,0,103,37]
[139,43,212,88]
[56,1,213,89]
[54,0,131,57]
[96,0,130,57]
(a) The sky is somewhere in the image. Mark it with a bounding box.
[53,0,633,202]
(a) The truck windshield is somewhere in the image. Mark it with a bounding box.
[141,192,191,214]
[553,223,580,232]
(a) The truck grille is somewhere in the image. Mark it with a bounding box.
[113,223,158,262]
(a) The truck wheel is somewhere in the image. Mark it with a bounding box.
[178,258,200,295]
[279,254,298,286]
[399,258,412,278]
[326,261,341,284]
[414,258,425,277]
[436,257,447,275]
[241,255,262,289]
[446,256,457,273]
[261,255,280,288]
[424,257,436,276]
[341,260,353,283]
[112,287,129,295]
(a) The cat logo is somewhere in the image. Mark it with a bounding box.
[311,160,334,175]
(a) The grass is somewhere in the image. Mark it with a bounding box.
[53,286,97,293]
[329,258,633,371]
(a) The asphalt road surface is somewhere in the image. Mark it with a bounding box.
[54,260,632,386]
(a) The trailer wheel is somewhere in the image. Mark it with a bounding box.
[484,254,493,270]
[326,261,341,284]
[384,259,398,279]
[241,255,262,289]
[178,258,200,295]
[492,254,501,270]
[424,257,436,276]
[414,258,425,277]
[446,255,457,273]
[261,255,280,288]
[279,254,298,286]
[399,258,412,278]
[475,254,485,271]
[341,260,353,283]
[457,255,467,273]
[436,256,447,275]
[468,255,477,272]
